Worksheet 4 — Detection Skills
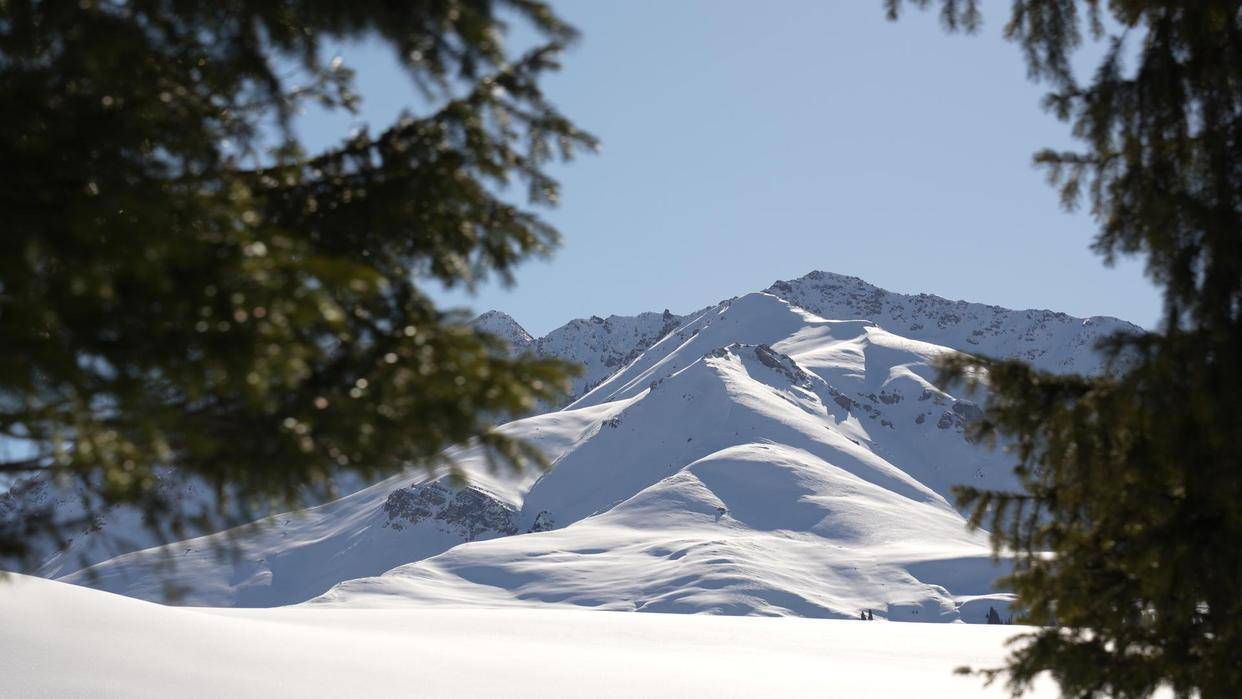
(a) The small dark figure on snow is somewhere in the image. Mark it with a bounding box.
[986,606,1003,625]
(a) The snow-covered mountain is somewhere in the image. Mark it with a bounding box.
[62,291,1019,620]
[471,270,1139,406]
[308,294,1011,620]
[15,271,1139,623]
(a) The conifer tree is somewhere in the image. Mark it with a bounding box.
[987,606,1002,625]
[888,2,1241,697]
[0,1,595,569]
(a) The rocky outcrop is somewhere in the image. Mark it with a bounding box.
[383,483,519,541]
[528,511,555,533]
[753,344,815,388]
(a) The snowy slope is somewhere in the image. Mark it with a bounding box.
[0,467,377,580]
[2,471,228,580]
[59,402,625,607]
[1,574,1058,698]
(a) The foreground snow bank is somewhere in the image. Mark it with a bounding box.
[1,575,1050,698]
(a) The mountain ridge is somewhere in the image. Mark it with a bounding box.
[473,270,1141,404]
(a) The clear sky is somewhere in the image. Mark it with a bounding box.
[298,1,1162,337]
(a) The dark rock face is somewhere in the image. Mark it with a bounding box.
[383,483,519,540]
[599,316,682,371]
[878,391,902,405]
[0,477,50,521]
[382,483,447,529]
[753,344,814,387]
[951,400,983,423]
[753,344,787,370]
[0,478,59,562]
[933,400,984,441]
[536,310,688,403]
[528,511,555,533]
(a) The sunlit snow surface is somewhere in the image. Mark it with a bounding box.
[0,574,1055,698]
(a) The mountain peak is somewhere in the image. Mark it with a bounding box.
[788,269,870,285]
[470,310,534,350]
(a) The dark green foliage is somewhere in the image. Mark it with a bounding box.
[0,1,595,569]
[889,1,1241,697]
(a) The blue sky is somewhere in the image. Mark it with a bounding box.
[298,1,1161,336]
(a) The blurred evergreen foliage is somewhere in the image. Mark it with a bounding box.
[889,1,1241,696]
[0,1,593,568]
